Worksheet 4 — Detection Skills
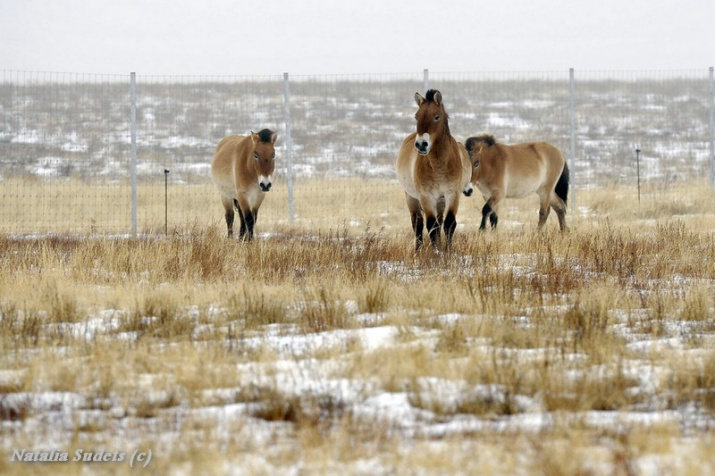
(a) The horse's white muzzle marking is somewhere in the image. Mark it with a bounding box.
[415,133,431,156]
[259,175,272,192]
[463,183,474,197]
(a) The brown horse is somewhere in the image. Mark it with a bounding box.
[396,89,473,251]
[210,129,277,240]
[464,134,569,231]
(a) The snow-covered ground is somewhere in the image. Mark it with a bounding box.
[1,269,713,474]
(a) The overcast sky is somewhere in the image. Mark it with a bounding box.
[0,0,712,76]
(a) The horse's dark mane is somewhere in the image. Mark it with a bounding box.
[425,89,439,102]
[257,129,274,143]
[465,134,496,153]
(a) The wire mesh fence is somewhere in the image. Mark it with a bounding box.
[1,69,713,235]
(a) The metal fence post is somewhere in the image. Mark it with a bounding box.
[283,72,295,222]
[423,69,429,93]
[709,66,714,188]
[130,72,138,237]
[569,68,576,208]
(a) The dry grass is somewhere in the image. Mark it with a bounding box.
[1,179,715,474]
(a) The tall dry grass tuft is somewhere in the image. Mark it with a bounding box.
[1,180,715,473]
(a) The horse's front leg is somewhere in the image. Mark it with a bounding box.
[234,200,247,239]
[406,194,424,251]
[235,197,253,241]
[222,196,235,237]
[480,193,502,231]
[443,192,459,248]
[419,197,441,248]
[479,202,492,230]
[426,215,441,246]
[244,210,255,240]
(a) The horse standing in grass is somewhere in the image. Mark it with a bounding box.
[211,129,277,240]
[396,90,473,251]
[464,134,569,231]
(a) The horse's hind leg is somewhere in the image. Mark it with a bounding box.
[406,194,424,250]
[550,194,567,231]
[537,193,551,229]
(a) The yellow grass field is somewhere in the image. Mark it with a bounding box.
[1,178,714,475]
[4,176,715,236]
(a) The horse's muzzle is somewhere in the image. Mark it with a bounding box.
[415,141,429,156]
[415,133,431,156]
[260,182,272,192]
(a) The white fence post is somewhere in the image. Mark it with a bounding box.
[130,72,138,237]
[423,69,429,93]
[709,66,714,188]
[569,68,576,208]
[283,72,295,223]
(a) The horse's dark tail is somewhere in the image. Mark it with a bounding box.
[555,161,569,206]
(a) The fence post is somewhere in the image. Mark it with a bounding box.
[130,72,138,237]
[569,68,576,208]
[423,69,429,93]
[709,66,714,188]
[283,72,295,223]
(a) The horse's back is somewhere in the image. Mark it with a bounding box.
[511,141,563,165]
[501,141,563,175]
[500,141,565,196]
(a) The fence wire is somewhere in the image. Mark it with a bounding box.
[1,69,713,235]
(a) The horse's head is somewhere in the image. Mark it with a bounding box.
[465,134,497,180]
[251,129,277,192]
[414,89,449,156]
[465,134,497,187]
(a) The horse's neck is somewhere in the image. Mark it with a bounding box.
[431,130,455,158]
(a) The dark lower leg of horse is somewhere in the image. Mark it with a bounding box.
[479,202,493,231]
[537,208,550,229]
[244,211,255,241]
[554,207,567,231]
[225,210,234,237]
[411,212,424,251]
[238,216,247,238]
[235,207,248,239]
[426,216,441,246]
[489,213,498,229]
[444,211,457,247]
[233,198,243,237]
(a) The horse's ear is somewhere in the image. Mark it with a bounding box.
[414,92,425,106]
[433,90,442,106]
[269,131,278,144]
[250,131,259,145]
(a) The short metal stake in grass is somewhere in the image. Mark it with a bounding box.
[635,149,641,204]
[164,169,171,235]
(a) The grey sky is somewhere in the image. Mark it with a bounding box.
[0,0,712,75]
